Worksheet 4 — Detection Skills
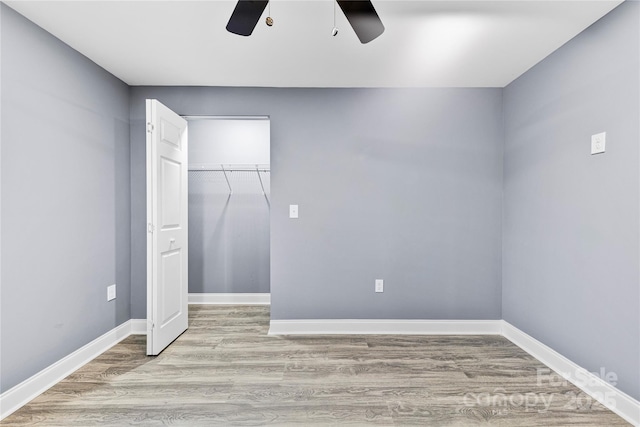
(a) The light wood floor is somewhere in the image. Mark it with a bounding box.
[2,305,630,426]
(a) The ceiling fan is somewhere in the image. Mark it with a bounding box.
[226,0,385,44]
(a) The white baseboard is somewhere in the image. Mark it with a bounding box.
[3,315,637,426]
[188,293,270,305]
[501,321,640,426]
[268,319,502,335]
[269,318,639,425]
[129,319,147,335]
[0,319,143,421]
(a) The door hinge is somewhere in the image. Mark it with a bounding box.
[148,223,155,233]
[146,122,154,133]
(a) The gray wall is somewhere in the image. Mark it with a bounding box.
[130,87,504,320]
[189,170,270,293]
[2,0,637,405]
[0,5,131,392]
[503,1,640,401]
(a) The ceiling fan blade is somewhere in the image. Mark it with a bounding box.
[226,0,269,37]
[337,0,385,44]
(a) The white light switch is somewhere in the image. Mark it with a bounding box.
[107,284,116,301]
[289,204,299,219]
[375,279,384,293]
[591,132,606,154]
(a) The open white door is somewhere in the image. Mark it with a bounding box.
[146,99,188,355]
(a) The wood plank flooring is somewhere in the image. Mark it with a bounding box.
[2,305,630,426]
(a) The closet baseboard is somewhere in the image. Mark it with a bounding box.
[188,293,270,305]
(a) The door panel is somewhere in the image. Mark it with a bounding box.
[160,249,182,327]
[161,118,182,149]
[146,99,188,356]
[160,157,181,229]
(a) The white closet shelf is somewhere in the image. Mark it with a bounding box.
[189,164,270,172]
[188,164,270,206]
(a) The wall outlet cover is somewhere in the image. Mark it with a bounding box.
[591,132,606,154]
[375,279,384,293]
[107,284,116,301]
[289,204,299,219]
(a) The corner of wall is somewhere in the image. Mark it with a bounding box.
[499,86,506,321]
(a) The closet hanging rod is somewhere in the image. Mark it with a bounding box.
[189,164,269,172]
[189,164,270,199]
[182,115,269,121]
[189,168,270,172]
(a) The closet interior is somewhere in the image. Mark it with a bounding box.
[187,117,270,295]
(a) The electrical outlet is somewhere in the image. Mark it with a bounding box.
[289,204,299,219]
[107,284,116,301]
[375,279,384,293]
[591,132,606,154]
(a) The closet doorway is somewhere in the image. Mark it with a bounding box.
[185,116,270,301]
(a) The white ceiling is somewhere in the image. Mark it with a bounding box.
[5,0,623,88]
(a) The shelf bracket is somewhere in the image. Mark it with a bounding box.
[221,164,232,195]
[256,166,270,208]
